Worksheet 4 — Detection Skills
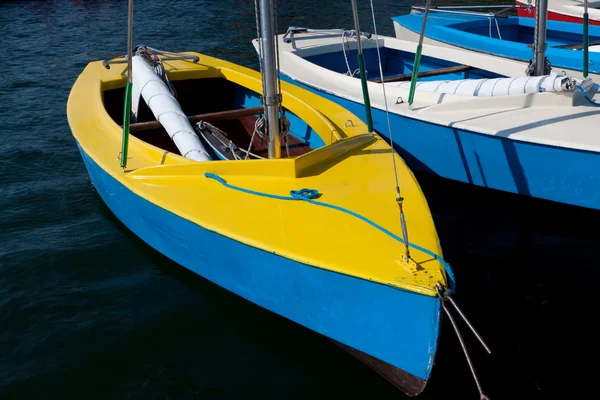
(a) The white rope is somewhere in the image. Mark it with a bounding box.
[342,32,354,76]
[245,117,265,160]
[244,115,290,160]
[341,30,361,77]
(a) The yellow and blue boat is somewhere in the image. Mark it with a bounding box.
[65,1,465,395]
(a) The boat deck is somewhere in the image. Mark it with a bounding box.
[103,77,313,159]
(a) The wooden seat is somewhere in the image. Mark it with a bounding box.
[370,65,473,84]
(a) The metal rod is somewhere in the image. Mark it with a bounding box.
[104,54,198,69]
[437,288,490,400]
[350,0,374,132]
[258,0,281,159]
[411,6,502,18]
[434,4,518,9]
[408,0,432,106]
[127,0,133,86]
[282,26,372,43]
[584,0,589,78]
[446,295,492,354]
[121,0,134,169]
[398,198,411,262]
[532,0,548,76]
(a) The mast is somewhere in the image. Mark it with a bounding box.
[350,0,374,132]
[258,0,281,159]
[531,0,548,76]
[584,0,590,78]
[120,0,134,169]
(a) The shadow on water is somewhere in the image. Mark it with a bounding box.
[41,175,598,400]
[415,171,600,400]
[1,0,597,398]
[80,203,403,400]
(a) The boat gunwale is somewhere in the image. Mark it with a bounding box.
[67,51,448,297]
[272,32,600,154]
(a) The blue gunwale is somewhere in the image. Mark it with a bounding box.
[393,13,600,75]
[76,143,442,382]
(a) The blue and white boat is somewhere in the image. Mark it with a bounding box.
[393,6,600,80]
[260,28,600,210]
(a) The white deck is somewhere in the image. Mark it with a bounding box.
[260,32,600,153]
[392,21,597,81]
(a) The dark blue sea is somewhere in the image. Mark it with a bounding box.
[1,0,598,398]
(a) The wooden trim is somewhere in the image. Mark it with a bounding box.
[128,106,264,132]
[371,65,473,84]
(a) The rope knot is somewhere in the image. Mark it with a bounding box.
[290,188,320,200]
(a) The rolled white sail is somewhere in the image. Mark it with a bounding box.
[386,75,576,97]
[131,56,210,161]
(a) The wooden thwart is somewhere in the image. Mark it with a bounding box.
[371,65,473,84]
[128,106,264,132]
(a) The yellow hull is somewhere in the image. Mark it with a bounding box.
[67,52,447,297]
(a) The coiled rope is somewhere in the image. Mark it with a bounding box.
[205,172,456,292]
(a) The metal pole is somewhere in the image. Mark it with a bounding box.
[584,0,589,78]
[258,0,281,159]
[121,0,134,169]
[408,0,432,106]
[350,0,374,132]
[533,0,548,76]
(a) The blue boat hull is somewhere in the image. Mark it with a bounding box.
[280,76,600,210]
[393,13,600,76]
[76,144,442,394]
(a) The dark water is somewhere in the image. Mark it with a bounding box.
[1,0,597,398]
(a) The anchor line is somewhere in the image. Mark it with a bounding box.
[436,284,491,399]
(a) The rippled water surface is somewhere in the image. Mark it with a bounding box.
[1,0,598,399]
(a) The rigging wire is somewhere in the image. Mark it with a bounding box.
[367,0,411,260]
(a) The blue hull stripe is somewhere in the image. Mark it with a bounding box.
[77,145,442,380]
[282,75,600,210]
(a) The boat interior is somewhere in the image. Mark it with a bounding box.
[103,77,324,160]
[448,17,600,48]
[302,46,504,84]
